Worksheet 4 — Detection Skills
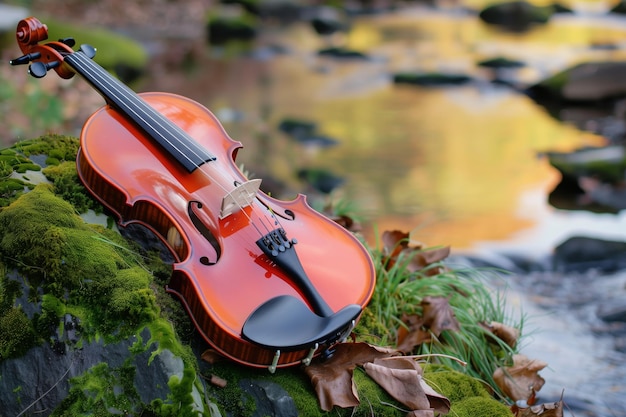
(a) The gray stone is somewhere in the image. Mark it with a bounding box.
[239,379,298,417]
[553,236,626,272]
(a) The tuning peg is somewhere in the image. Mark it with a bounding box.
[9,52,41,66]
[28,61,59,78]
[58,37,76,47]
[79,44,96,59]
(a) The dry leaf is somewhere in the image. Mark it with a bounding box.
[418,375,451,415]
[396,297,460,353]
[200,348,223,364]
[382,230,412,254]
[513,399,564,417]
[406,246,451,275]
[304,342,399,411]
[480,321,520,348]
[381,230,450,275]
[397,314,432,353]
[493,354,547,402]
[363,357,450,415]
[421,296,460,336]
[363,358,431,410]
[406,411,435,417]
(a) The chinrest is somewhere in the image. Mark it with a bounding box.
[242,295,361,351]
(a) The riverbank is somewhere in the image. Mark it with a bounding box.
[451,235,626,416]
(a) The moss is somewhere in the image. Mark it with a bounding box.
[141,319,205,415]
[43,160,101,213]
[422,366,489,403]
[35,294,67,338]
[0,178,28,207]
[0,183,159,341]
[11,133,79,162]
[42,293,66,318]
[422,365,513,417]
[0,139,206,415]
[51,361,140,417]
[451,396,513,417]
[0,306,37,359]
[352,307,388,346]
[0,184,110,287]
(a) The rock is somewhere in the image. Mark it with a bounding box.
[309,6,347,36]
[297,168,345,194]
[0,135,205,416]
[0,325,198,417]
[239,379,298,417]
[207,16,257,45]
[553,235,626,272]
[317,46,369,60]
[597,302,626,323]
[477,57,526,69]
[528,61,626,102]
[392,72,473,87]
[545,145,626,184]
[544,145,626,212]
[278,118,317,138]
[478,1,558,32]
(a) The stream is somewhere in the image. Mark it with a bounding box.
[6,1,626,415]
[163,6,626,415]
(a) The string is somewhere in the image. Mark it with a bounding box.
[65,50,281,242]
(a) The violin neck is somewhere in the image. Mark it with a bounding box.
[63,50,215,172]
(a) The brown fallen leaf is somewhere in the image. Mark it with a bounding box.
[363,358,431,410]
[406,411,435,417]
[480,321,520,348]
[200,348,223,364]
[304,342,399,411]
[513,398,564,417]
[328,213,362,233]
[380,230,450,275]
[396,297,460,353]
[364,356,451,415]
[493,354,547,403]
[421,296,461,336]
[397,314,432,353]
[406,245,451,275]
[382,230,412,259]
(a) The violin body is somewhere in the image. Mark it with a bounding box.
[11,17,376,370]
[77,92,375,367]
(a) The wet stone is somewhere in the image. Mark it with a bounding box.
[239,379,298,417]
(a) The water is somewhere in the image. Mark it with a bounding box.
[155,8,626,415]
[140,7,626,249]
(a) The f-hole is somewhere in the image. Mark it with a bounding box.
[188,200,221,265]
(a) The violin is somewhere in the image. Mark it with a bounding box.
[11,17,376,371]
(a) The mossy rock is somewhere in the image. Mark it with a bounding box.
[0,135,517,416]
[43,18,148,83]
[207,14,257,45]
[0,136,206,415]
[393,72,473,87]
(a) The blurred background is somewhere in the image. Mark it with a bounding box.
[3,0,626,252]
[2,0,626,414]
